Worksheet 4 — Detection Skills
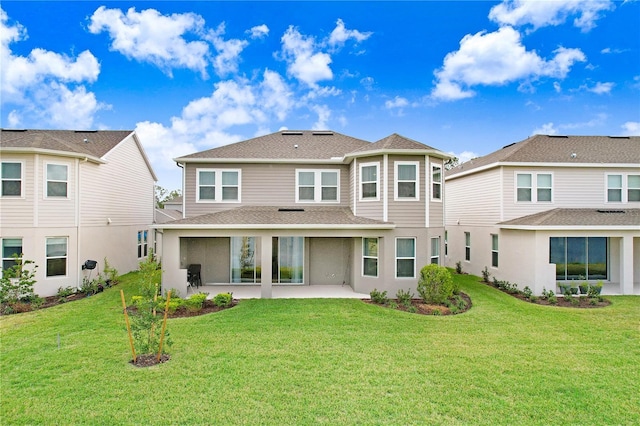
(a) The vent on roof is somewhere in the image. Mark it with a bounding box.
[502,142,516,149]
[597,209,625,214]
[282,131,303,135]
[278,208,304,212]
[74,130,97,133]
[1,129,27,132]
[548,135,568,138]
[312,131,334,136]
[608,136,630,139]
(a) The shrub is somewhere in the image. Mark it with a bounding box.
[548,294,558,305]
[523,286,533,300]
[432,309,442,316]
[407,305,417,314]
[0,257,39,306]
[481,266,491,283]
[370,289,389,305]
[455,261,463,274]
[185,293,207,312]
[212,292,233,308]
[103,257,119,286]
[417,264,456,304]
[80,277,98,296]
[395,289,414,307]
[56,286,76,303]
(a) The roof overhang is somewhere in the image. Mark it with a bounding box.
[499,224,640,231]
[345,148,453,161]
[173,157,349,165]
[446,161,640,181]
[152,223,396,230]
[0,147,105,164]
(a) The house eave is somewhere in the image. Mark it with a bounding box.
[173,157,347,165]
[499,224,640,231]
[152,223,396,230]
[446,161,640,181]
[345,148,453,161]
[0,147,105,164]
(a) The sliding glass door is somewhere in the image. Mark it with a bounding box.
[272,237,304,284]
[231,237,261,283]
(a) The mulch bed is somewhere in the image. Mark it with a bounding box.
[482,280,611,308]
[165,299,238,318]
[130,354,170,368]
[365,292,472,316]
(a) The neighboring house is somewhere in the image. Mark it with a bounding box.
[0,129,157,297]
[154,130,451,297]
[445,135,640,296]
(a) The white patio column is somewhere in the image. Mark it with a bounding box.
[620,235,634,295]
[261,235,273,298]
[164,232,188,297]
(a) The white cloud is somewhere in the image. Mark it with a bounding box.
[311,104,331,130]
[532,122,559,135]
[328,18,372,47]
[586,81,614,94]
[385,96,409,109]
[278,20,371,88]
[431,27,585,101]
[553,81,562,93]
[448,150,479,164]
[279,25,333,87]
[248,24,269,39]
[206,23,248,77]
[360,76,374,90]
[88,6,210,77]
[621,121,640,136]
[489,0,614,32]
[1,8,103,128]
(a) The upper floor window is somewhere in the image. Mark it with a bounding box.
[607,174,640,203]
[360,163,379,201]
[431,164,442,201]
[46,237,67,277]
[516,172,552,202]
[296,169,339,203]
[46,164,68,198]
[196,169,241,202]
[395,161,419,200]
[2,238,22,271]
[1,162,22,197]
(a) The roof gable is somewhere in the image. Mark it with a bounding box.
[447,135,640,178]
[177,130,370,161]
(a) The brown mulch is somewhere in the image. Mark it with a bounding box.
[365,292,472,315]
[130,354,170,368]
[482,281,611,308]
[166,299,238,318]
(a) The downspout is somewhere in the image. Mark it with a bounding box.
[177,162,185,218]
[383,154,388,222]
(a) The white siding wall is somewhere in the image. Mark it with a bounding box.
[387,155,426,227]
[0,153,35,227]
[354,155,384,221]
[37,155,76,228]
[446,168,502,226]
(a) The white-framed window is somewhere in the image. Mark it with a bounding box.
[430,237,440,265]
[46,163,68,198]
[607,173,640,203]
[629,175,640,202]
[431,164,442,201]
[360,163,379,201]
[46,237,67,277]
[2,238,22,271]
[491,234,499,268]
[196,169,241,202]
[516,172,552,202]
[395,161,419,200]
[137,230,148,258]
[1,162,22,197]
[396,237,416,278]
[296,169,339,203]
[362,238,378,277]
[464,232,471,261]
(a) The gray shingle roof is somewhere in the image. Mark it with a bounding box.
[499,208,640,228]
[157,206,394,228]
[447,135,640,178]
[349,133,438,153]
[0,129,133,158]
[177,130,370,161]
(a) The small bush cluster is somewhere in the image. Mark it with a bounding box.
[370,289,389,305]
[455,261,463,274]
[395,288,414,307]
[481,266,491,283]
[212,292,233,308]
[0,257,43,314]
[492,278,520,294]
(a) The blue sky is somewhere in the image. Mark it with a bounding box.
[2,1,639,190]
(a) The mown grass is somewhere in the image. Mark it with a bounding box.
[1,272,639,425]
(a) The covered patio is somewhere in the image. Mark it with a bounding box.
[187,284,370,299]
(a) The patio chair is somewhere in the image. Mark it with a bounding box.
[187,264,202,289]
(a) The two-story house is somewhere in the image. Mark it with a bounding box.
[0,129,157,297]
[445,135,640,296]
[155,130,451,297]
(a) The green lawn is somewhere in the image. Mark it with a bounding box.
[1,272,639,425]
